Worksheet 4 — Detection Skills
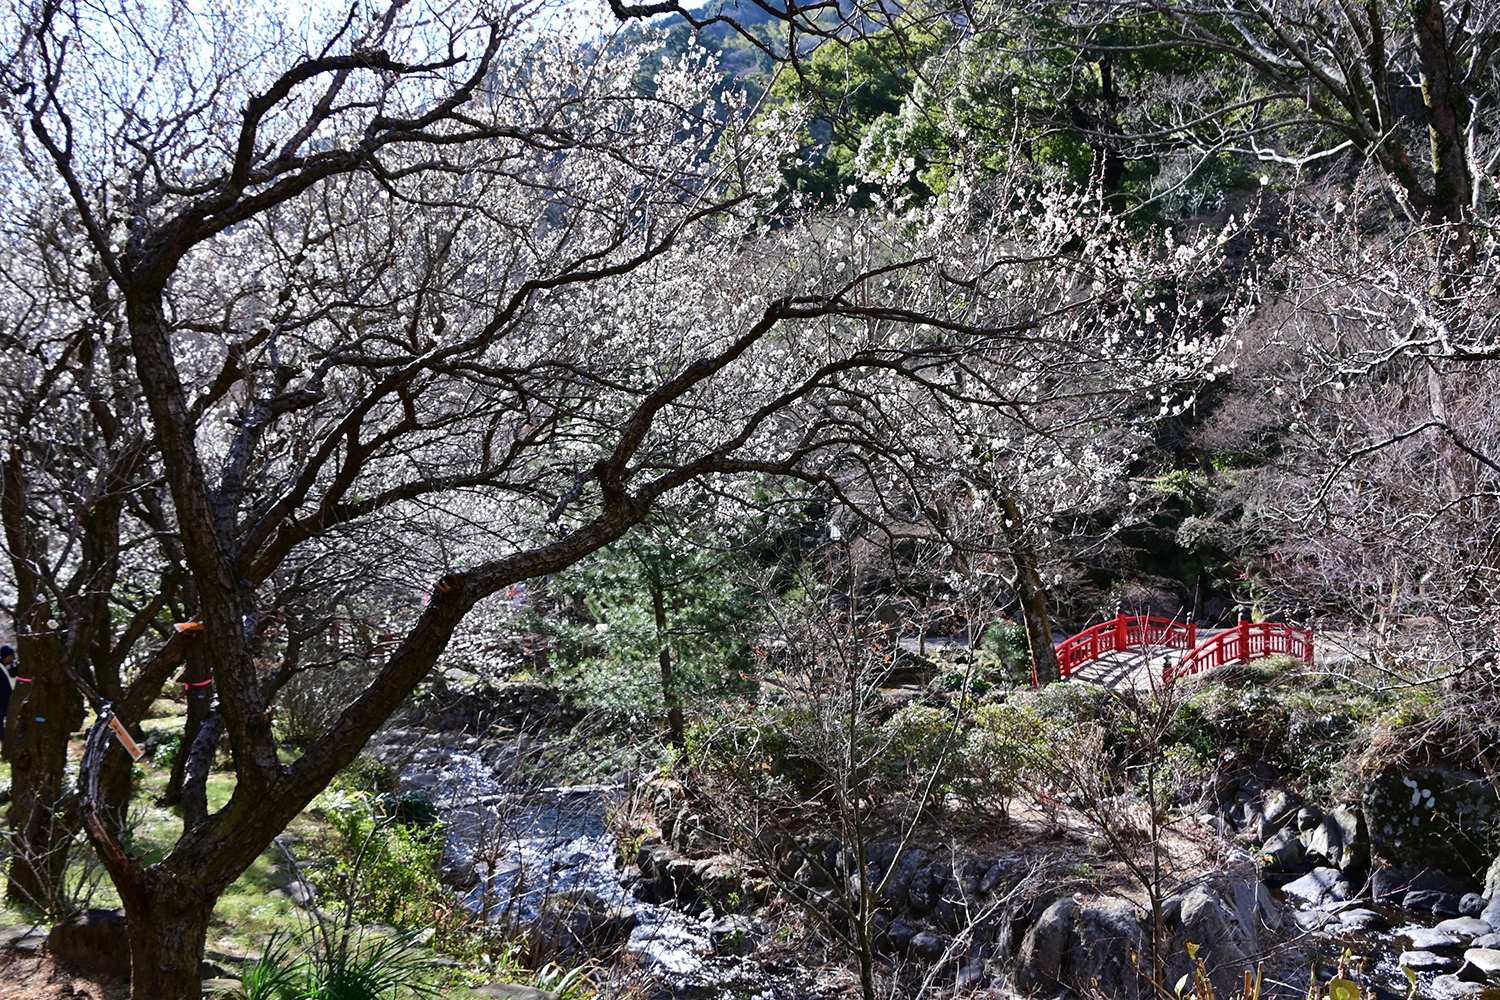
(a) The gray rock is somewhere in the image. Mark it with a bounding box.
[1261,788,1300,832]
[1374,865,1473,903]
[1300,823,1340,870]
[1015,896,1152,998]
[1372,866,1416,903]
[1014,897,1079,992]
[1407,889,1464,916]
[529,889,637,958]
[878,848,929,909]
[1260,828,1307,873]
[1400,950,1459,971]
[1255,880,1286,933]
[956,958,987,989]
[1430,974,1490,998]
[269,879,317,908]
[0,924,46,951]
[887,918,917,953]
[1337,908,1389,931]
[45,909,130,978]
[908,930,952,963]
[468,986,561,1000]
[1404,928,1465,952]
[1199,813,1233,837]
[1484,894,1500,932]
[664,857,705,903]
[1463,948,1500,977]
[1455,960,1489,983]
[1293,909,1337,932]
[1283,868,1352,907]
[1330,807,1369,874]
[978,859,1017,895]
[1485,854,1500,898]
[1297,805,1323,831]
[907,861,948,915]
[1300,808,1366,875]
[1473,933,1500,949]
[1460,893,1488,917]
[1232,800,1263,838]
[1170,883,1256,995]
[1073,899,1149,999]
[201,959,233,980]
[1435,917,1493,939]
[709,915,758,957]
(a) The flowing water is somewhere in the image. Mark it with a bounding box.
[375,732,811,999]
[1276,891,1500,1000]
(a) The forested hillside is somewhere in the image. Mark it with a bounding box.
[0,2,1497,999]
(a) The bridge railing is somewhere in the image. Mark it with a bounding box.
[1054,608,1196,679]
[1164,612,1313,684]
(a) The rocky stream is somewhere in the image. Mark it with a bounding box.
[357,677,1500,1000]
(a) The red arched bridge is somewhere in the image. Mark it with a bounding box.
[1043,608,1313,688]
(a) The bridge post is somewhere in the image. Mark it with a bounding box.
[1186,612,1196,649]
[1237,607,1250,663]
[1114,602,1126,652]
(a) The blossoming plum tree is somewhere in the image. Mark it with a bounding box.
[0,1,1235,995]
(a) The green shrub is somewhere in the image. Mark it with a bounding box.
[979,621,1032,686]
[152,734,182,770]
[956,702,1042,816]
[884,703,959,783]
[938,669,991,698]
[308,791,449,928]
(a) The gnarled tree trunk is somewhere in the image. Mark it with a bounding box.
[4,626,85,912]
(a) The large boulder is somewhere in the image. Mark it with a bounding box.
[709,915,760,957]
[1260,828,1309,873]
[1364,768,1500,882]
[1465,948,1500,980]
[1175,887,1249,967]
[1014,896,1078,993]
[1408,889,1465,917]
[1015,896,1148,999]
[908,930,953,963]
[1300,807,1368,877]
[1259,788,1301,835]
[1282,867,1352,908]
[907,861,949,915]
[46,909,130,979]
[1163,876,1275,998]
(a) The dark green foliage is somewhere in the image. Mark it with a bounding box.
[525,515,764,729]
[768,21,948,204]
[375,792,439,829]
[979,620,1033,687]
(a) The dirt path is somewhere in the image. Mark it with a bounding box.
[0,950,127,1000]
